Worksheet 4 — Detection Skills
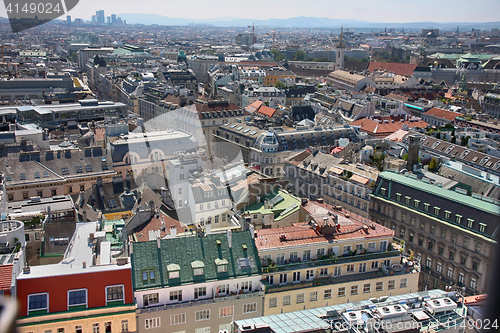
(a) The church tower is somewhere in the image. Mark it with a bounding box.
[335,26,346,71]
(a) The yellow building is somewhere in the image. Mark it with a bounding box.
[264,67,296,86]
[256,200,420,315]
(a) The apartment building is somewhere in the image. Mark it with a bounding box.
[257,200,419,316]
[369,171,499,295]
[1,148,115,202]
[16,222,136,333]
[131,230,264,333]
[284,150,378,218]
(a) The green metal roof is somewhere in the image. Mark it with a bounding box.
[131,230,261,291]
[378,171,500,216]
[245,189,301,221]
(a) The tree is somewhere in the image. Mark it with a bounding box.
[451,136,457,144]
[428,157,439,172]
[292,50,306,61]
[461,135,470,146]
[271,49,284,61]
[436,131,441,139]
[274,81,286,89]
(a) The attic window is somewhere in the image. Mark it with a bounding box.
[167,263,180,279]
[215,258,228,273]
[191,261,205,276]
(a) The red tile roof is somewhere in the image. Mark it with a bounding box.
[424,107,462,121]
[245,100,263,113]
[350,115,428,137]
[256,105,277,118]
[134,212,186,242]
[0,265,12,291]
[368,62,417,76]
[255,201,393,251]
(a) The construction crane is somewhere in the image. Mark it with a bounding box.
[266,30,280,50]
[248,23,258,51]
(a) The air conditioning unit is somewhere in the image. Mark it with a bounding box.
[425,298,457,314]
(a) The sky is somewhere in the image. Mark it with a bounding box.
[1,0,499,23]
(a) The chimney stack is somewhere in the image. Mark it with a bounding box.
[227,229,232,248]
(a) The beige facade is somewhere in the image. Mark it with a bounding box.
[17,305,137,333]
[136,291,264,333]
[263,272,419,315]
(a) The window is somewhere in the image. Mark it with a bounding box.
[276,253,285,264]
[428,241,434,251]
[219,306,233,318]
[449,251,455,261]
[441,230,446,238]
[379,241,388,251]
[169,270,180,279]
[283,295,291,306]
[347,264,354,272]
[376,282,383,292]
[458,273,465,284]
[437,262,442,273]
[338,287,346,297]
[333,266,342,276]
[68,289,87,307]
[145,318,160,329]
[467,219,474,228]
[388,280,395,289]
[475,243,481,253]
[430,226,435,235]
[194,287,207,299]
[170,290,182,302]
[470,278,476,290]
[438,246,444,256]
[310,291,318,301]
[434,207,440,215]
[363,283,371,293]
[106,285,124,303]
[279,273,287,284]
[220,323,232,332]
[461,255,467,265]
[343,245,351,254]
[409,232,414,243]
[424,203,430,212]
[170,313,186,325]
[243,303,257,313]
[351,285,359,295]
[143,293,159,306]
[396,193,401,201]
[400,229,405,238]
[302,250,311,261]
[195,309,210,321]
[371,261,379,269]
[359,263,366,273]
[405,196,410,205]
[479,223,487,234]
[306,269,314,280]
[241,281,252,292]
[217,265,227,273]
[356,244,364,252]
[195,327,210,333]
[472,261,479,271]
[414,199,420,208]
[444,211,451,220]
[317,248,325,258]
[289,251,298,260]
[368,242,375,250]
[447,267,453,278]
[400,278,408,288]
[456,215,462,224]
[121,320,129,332]
[217,283,229,295]
[319,268,328,276]
[269,297,277,308]
[452,235,456,244]
[28,293,48,313]
[93,324,99,333]
[418,237,424,246]
[324,289,332,299]
[292,271,301,282]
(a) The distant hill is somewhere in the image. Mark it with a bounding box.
[116,14,500,30]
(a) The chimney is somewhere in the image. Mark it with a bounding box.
[264,200,269,209]
[170,225,177,237]
[82,210,87,222]
[23,266,30,274]
[156,236,161,249]
[116,257,128,266]
[249,224,255,239]
[205,222,212,235]
[82,261,87,268]
[227,229,232,248]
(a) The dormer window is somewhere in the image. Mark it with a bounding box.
[191,261,205,276]
[167,264,180,279]
[215,258,228,273]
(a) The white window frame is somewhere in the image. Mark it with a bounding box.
[195,309,210,321]
[105,284,125,305]
[219,306,234,318]
[28,292,49,314]
[145,317,160,329]
[243,302,257,314]
[170,313,186,325]
[67,288,88,310]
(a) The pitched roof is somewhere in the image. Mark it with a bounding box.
[424,107,462,121]
[0,265,13,291]
[131,230,261,290]
[368,62,417,76]
[256,105,277,118]
[350,115,428,136]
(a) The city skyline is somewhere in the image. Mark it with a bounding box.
[1,0,500,25]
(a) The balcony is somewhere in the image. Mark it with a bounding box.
[262,250,401,274]
[137,290,265,314]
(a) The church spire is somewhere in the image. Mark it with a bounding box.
[337,26,345,49]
